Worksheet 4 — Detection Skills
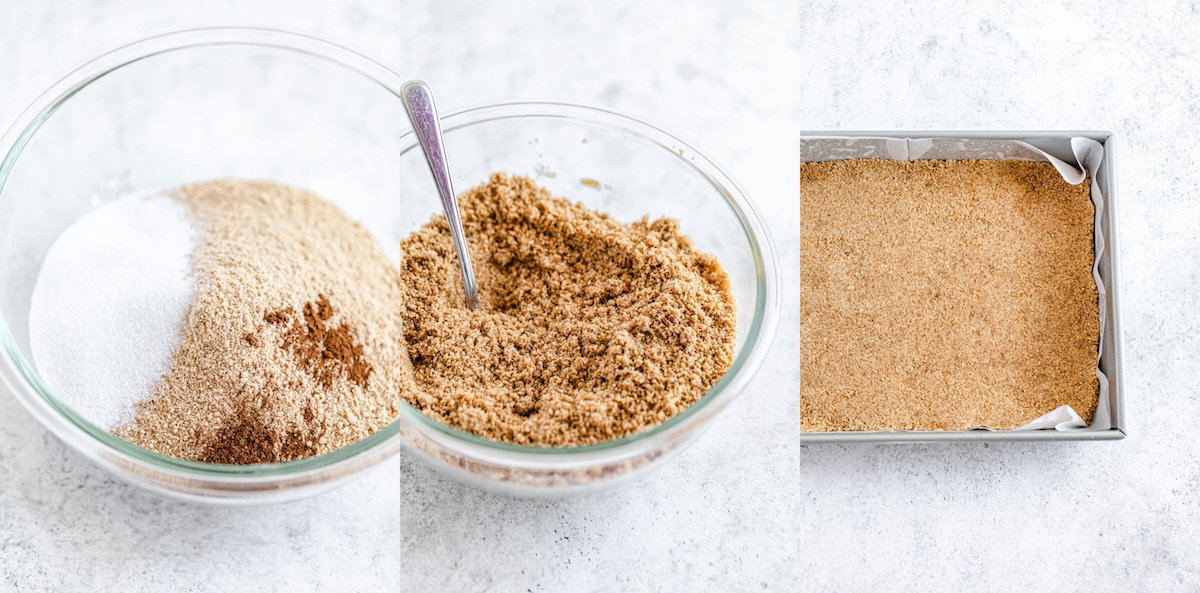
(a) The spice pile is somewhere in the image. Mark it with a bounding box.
[398,173,737,446]
[800,159,1099,431]
[32,180,410,464]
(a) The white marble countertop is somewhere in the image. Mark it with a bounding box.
[2,1,1198,591]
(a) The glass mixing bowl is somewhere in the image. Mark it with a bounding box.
[0,28,417,505]
[393,104,780,496]
[0,28,779,503]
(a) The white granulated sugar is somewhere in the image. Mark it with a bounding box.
[29,191,197,431]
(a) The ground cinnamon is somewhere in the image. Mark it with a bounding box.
[266,295,374,390]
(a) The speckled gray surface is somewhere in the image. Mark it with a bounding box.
[0,1,801,591]
[3,0,1199,591]
[389,2,803,590]
[798,2,1200,591]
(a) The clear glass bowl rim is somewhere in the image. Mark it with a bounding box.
[0,27,781,483]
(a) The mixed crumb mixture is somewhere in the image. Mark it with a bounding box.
[398,173,737,446]
[800,159,1099,432]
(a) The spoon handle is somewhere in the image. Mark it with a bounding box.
[401,80,480,311]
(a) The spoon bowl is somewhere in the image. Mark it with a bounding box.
[400,80,480,311]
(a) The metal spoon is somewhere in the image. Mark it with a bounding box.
[401,80,480,311]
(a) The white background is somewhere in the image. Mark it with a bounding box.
[2,1,1199,591]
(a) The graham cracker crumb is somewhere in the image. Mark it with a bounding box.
[800,159,1100,431]
[116,180,412,463]
[398,173,737,446]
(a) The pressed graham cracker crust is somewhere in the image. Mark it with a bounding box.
[800,159,1100,432]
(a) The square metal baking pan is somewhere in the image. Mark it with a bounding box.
[800,131,1125,443]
